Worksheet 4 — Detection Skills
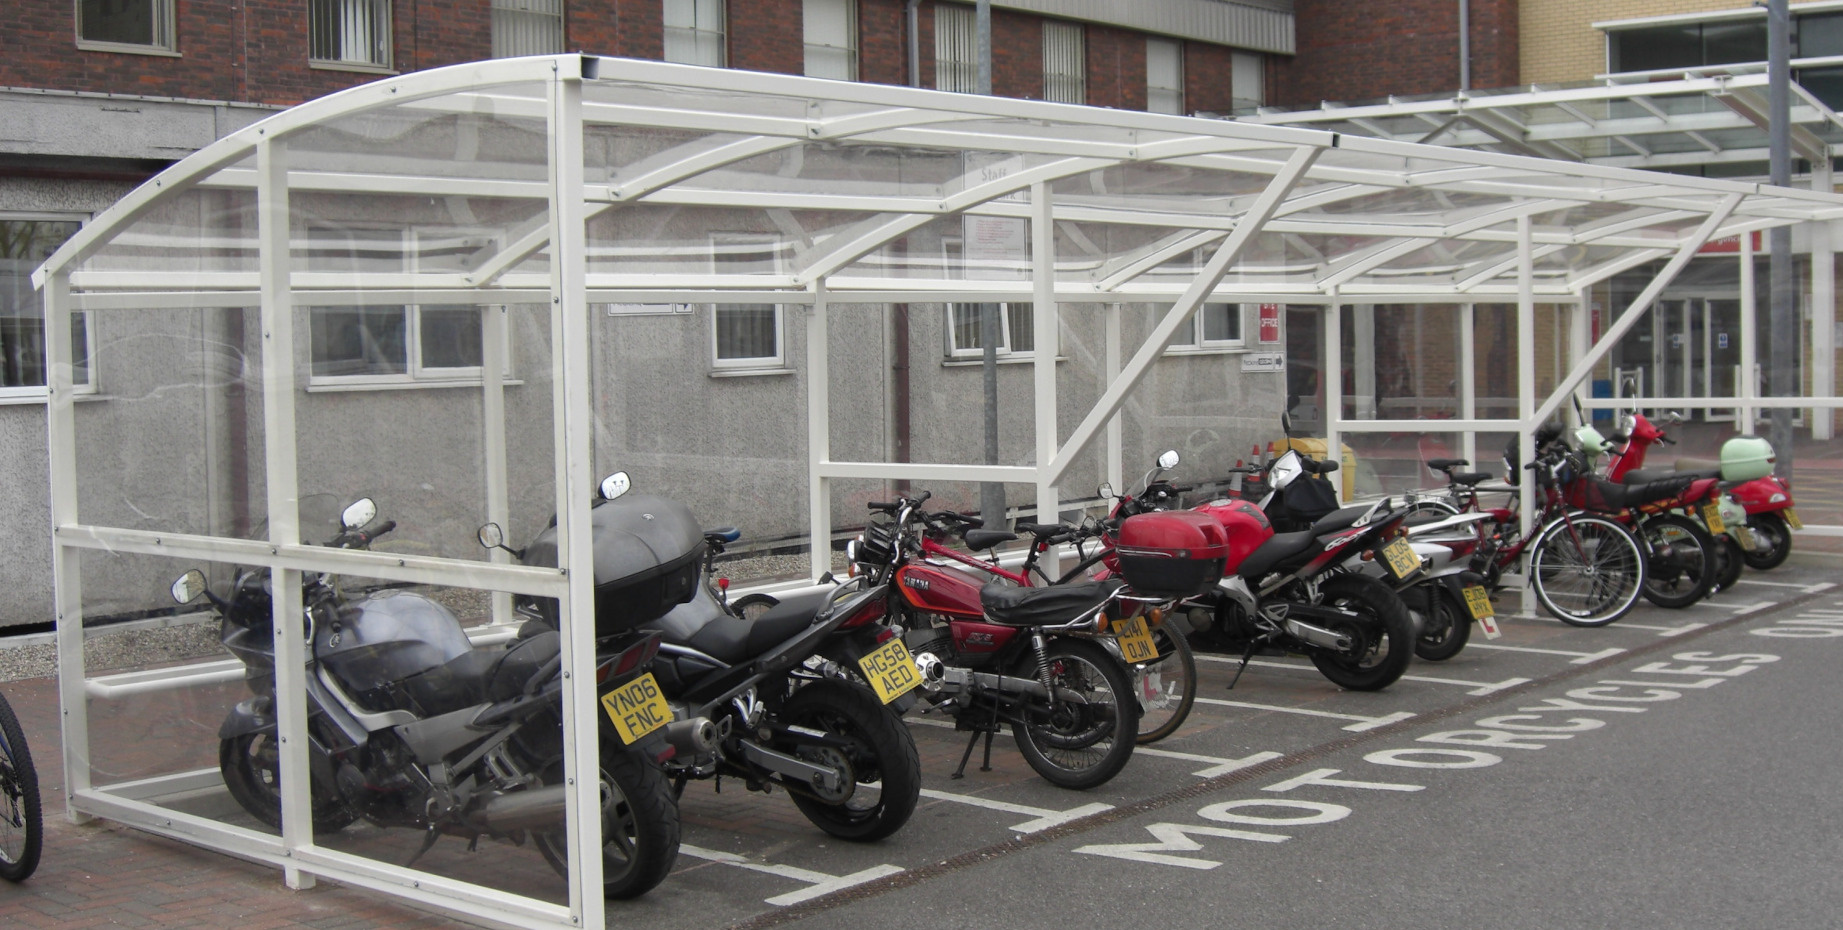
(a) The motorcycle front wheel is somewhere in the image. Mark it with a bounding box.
[1529,513,1645,626]
[219,729,358,834]
[1638,513,1715,609]
[1012,638,1137,790]
[1308,575,1414,690]
[1741,513,1793,570]
[1134,626,1197,745]
[778,680,920,841]
[534,743,680,899]
[1413,586,1472,662]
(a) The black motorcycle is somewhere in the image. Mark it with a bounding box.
[176,497,686,898]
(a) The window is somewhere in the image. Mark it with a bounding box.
[711,235,784,370]
[1167,303,1244,351]
[0,217,93,399]
[664,0,726,67]
[804,0,857,81]
[1146,37,1184,115]
[306,227,495,384]
[77,0,175,51]
[947,303,1034,359]
[492,0,564,58]
[1231,51,1264,111]
[310,0,393,68]
[1043,20,1085,104]
[935,4,976,93]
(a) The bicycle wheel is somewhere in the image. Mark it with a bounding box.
[1133,626,1196,744]
[1529,513,1646,627]
[0,691,42,882]
[1637,513,1715,609]
[731,593,779,620]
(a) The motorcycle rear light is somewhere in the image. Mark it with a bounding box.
[1361,549,1376,562]
[875,627,895,644]
[838,598,887,630]
[603,633,663,681]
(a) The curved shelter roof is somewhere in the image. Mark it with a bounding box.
[36,55,1843,306]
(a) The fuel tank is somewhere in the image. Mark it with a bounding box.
[894,562,987,619]
[1190,498,1277,574]
[318,589,472,697]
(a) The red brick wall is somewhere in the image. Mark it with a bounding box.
[860,0,911,86]
[991,10,1040,99]
[570,0,660,59]
[729,0,804,75]
[1270,0,1517,107]
[1185,41,1236,115]
[1085,25,1144,111]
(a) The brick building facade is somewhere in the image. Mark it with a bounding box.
[1270,0,1519,107]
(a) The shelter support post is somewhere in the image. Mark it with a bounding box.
[1033,183,1059,576]
[1570,292,1591,424]
[809,282,833,580]
[44,270,90,824]
[1106,303,1123,496]
[483,306,512,624]
[1517,216,1536,617]
[1325,300,1343,503]
[1742,231,1758,433]
[1461,303,1476,468]
[1352,305,1376,420]
[1813,158,1835,440]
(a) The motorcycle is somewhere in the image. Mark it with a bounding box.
[483,473,923,842]
[1606,411,1795,573]
[1120,451,1420,692]
[177,497,682,899]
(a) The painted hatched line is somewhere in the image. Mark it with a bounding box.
[918,789,1112,833]
[1397,673,1533,695]
[1736,579,1838,594]
[679,844,903,906]
[1190,695,1416,732]
[1464,642,1627,665]
[1131,748,1285,778]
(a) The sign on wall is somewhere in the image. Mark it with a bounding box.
[1242,352,1285,372]
[1258,303,1282,343]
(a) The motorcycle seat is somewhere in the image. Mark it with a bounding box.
[678,589,830,666]
[980,579,1123,626]
[962,529,1018,552]
[1307,503,1372,535]
[1622,475,1696,507]
[1426,458,1469,472]
[1237,530,1320,581]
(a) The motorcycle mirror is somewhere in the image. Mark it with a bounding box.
[171,569,207,605]
[1098,482,1115,500]
[598,471,632,501]
[1157,449,1180,470]
[340,498,377,530]
[477,522,505,550]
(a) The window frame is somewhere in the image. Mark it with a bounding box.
[1165,302,1247,354]
[945,302,1036,360]
[491,0,565,58]
[0,213,96,403]
[709,233,787,372]
[664,0,728,68]
[1146,36,1184,115]
[1042,19,1086,105]
[804,0,858,81]
[309,0,395,71]
[74,0,178,55]
[934,3,977,93]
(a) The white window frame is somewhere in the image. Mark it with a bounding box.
[664,0,727,67]
[804,0,858,81]
[710,234,786,372]
[1231,50,1264,110]
[74,0,177,54]
[946,302,1036,360]
[0,213,96,402]
[1043,20,1085,104]
[309,0,394,70]
[491,0,565,58]
[1165,302,1246,353]
[1146,36,1184,115]
[935,3,977,93]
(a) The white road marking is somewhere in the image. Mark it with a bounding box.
[1191,696,1415,731]
[679,844,904,906]
[918,788,1113,832]
[1398,673,1533,695]
[1736,579,1837,594]
[1613,621,1708,636]
[1463,643,1627,665]
[1132,747,1285,778]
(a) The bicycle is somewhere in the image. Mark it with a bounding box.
[0,686,43,882]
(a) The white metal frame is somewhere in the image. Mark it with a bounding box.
[32,54,1843,925]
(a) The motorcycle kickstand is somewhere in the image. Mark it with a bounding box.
[405,827,442,868]
[1226,638,1262,691]
[979,729,995,773]
[950,728,981,780]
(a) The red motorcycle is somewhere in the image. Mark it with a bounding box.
[1607,412,1797,572]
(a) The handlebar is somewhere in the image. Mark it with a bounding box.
[335,520,396,548]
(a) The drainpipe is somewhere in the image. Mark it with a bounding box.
[907,0,921,88]
[893,0,920,491]
[1458,0,1471,91]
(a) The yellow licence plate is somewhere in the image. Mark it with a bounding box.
[1785,508,1804,530]
[1462,584,1495,621]
[857,639,922,704]
[1701,501,1726,536]
[1112,615,1160,665]
[1381,538,1422,580]
[601,673,673,745]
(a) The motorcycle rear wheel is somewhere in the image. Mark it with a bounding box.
[1308,575,1414,691]
[1413,586,1472,662]
[0,691,42,882]
[1712,535,1745,594]
[1741,513,1793,570]
[1134,626,1197,745]
[1528,513,1645,626]
[533,743,680,899]
[1638,513,1715,609]
[778,680,921,841]
[219,730,358,834]
[1011,639,1137,790]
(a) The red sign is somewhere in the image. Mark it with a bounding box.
[1258,303,1282,343]
[1699,231,1764,255]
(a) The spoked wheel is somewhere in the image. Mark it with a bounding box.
[219,728,358,834]
[1638,513,1716,609]
[777,680,921,841]
[1529,513,1646,627]
[534,743,680,899]
[732,593,780,621]
[1309,575,1414,690]
[1412,586,1473,662]
[1741,513,1793,570]
[1711,535,1746,595]
[0,692,42,882]
[1133,626,1197,744]
[1012,639,1137,790]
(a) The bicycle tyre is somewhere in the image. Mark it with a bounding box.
[0,691,42,882]
[1134,626,1197,744]
[1529,513,1646,627]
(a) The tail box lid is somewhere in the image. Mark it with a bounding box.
[1719,436,1775,483]
[1114,510,1232,560]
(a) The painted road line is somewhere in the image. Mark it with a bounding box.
[1397,673,1533,696]
[1191,695,1415,732]
[1737,579,1838,594]
[1614,621,1708,636]
[918,788,1113,832]
[1721,601,1774,616]
[1133,748,1285,778]
[1464,643,1627,665]
[679,844,904,906]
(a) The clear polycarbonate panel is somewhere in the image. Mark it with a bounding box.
[77,180,260,279]
[1340,430,1471,499]
[584,204,877,283]
[284,81,552,185]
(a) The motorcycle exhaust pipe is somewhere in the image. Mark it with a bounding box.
[1284,617,1353,651]
[913,653,1052,700]
[469,784,569,834]
[663,716,719,756]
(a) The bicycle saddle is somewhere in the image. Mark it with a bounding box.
[962,529,1019,551]
[1426,458,1469,472]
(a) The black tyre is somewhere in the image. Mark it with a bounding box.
[732,593,780,621]
[1011,638,1137,790]
[0,692,42,882]
[1309,575,1415,691]
[1711,535,1745,594]
[1413,586,1473,662]
[534,744,680,899]
[1529,513,1645,627]
[778,680,920,841]
[1638,513,1715,609]
[1133,626,1197,745]
[1741,513,1793,570]
[219,729,358,835]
